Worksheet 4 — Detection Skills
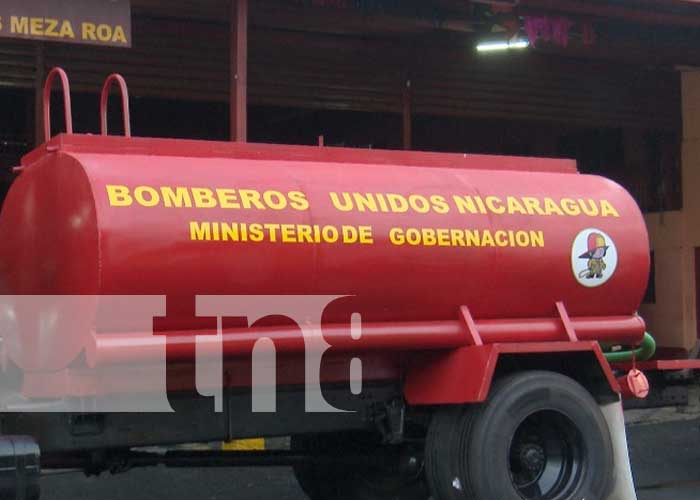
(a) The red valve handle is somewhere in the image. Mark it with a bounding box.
[43,67,73,142]
[100,73,131,137]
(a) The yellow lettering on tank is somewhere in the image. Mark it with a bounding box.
[191,188,217,208]
[485,196,505,214]
[409,195,431,214]
[249,224,264,242]
[329,192,353,212]
[353,193,378,213]
[238,189,265,210]
[190,221,211,241]
[543,197,564,216]
[430,195,450,214]
[560,198,581,216]
[480,230,495,247]
[578,199,599,216]
[358,226,374,244]
[134,186,160,207]
[389,228,405,245]
[522,197,545,216]
[506,196,528,215]
[221,223,238,241]
[288,191,309,211]
[529,230,545,247]
[387,194,409,213]
[494,230,509,247]
[453,195,479,214]
[600,200,620,217]
[161,187,192,208]
[216,188,240,209]
[465,230,480,246]
[106,185,133,206]
[263,191,287,210]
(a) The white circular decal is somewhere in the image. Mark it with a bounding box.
[571,228,618,287]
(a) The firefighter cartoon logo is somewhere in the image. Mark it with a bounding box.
[571,229,618,287]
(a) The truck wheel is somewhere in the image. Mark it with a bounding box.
[425,407,469,500]
[291,433,429,500]
[425,371,614,500]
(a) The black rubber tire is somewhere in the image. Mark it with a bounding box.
[291,433,429,500]
[425,371,614,500]
[425,406,466,500]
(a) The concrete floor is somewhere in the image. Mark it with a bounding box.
[629,419,700,500]
[38,418,700,500]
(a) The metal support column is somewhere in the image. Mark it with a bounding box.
[230,0,248,142]
[402,80,412,150]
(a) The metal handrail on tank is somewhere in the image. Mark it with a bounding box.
[100,73,131,137]
[43,67,73,142]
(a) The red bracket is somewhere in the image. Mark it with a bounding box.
[43,67,73,142]
[555,301,578,342]
[100,73,132,137]
[459,306,483,346]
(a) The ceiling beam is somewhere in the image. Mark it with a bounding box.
[520,0,700,28]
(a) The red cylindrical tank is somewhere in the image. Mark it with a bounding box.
[0,135,649,368]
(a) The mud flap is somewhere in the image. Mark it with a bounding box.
[601,399,637,500]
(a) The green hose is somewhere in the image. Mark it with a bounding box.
[603,332,656,363]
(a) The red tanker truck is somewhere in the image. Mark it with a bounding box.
[0,69,653,500]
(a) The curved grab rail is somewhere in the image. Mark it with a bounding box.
[100,73,131,137]
[43,67,73,142]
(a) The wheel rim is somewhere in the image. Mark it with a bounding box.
[508,410,584,500]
